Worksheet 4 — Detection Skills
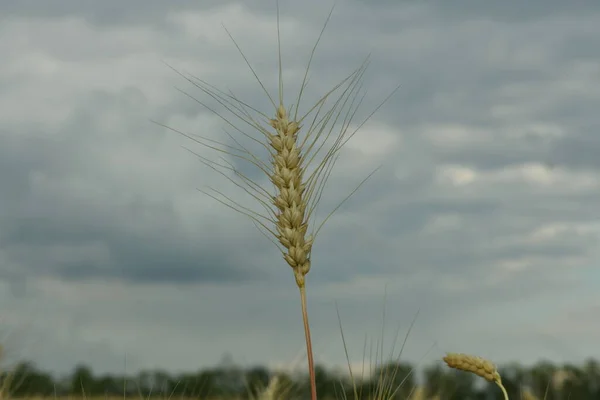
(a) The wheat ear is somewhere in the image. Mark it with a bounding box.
[159,4,399,400]
[443,353,509,400]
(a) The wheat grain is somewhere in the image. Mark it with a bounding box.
[443,353,509,400]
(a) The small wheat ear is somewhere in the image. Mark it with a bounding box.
[444,353,509,400]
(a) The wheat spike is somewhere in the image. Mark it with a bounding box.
[160,4,399,400]
[444,353,509,400]
[443,353,500,382]
[268,104,313,287]
[158,4,400,289]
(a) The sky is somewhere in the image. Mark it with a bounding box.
[1,0,600,378]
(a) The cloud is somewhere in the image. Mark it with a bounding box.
[0,0,599,376]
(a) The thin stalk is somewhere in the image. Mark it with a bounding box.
[299,285,317,400]
[497,381,509,400]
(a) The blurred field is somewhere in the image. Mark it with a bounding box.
[4,398,245,400]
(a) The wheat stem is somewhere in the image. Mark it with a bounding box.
[299,285,317,400]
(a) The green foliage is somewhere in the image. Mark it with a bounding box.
[1,358,600,399]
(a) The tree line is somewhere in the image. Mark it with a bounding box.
[1,358,600,399]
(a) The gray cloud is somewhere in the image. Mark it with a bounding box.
[0,0,222,26]
[429,0,600,21]
[0,0,599,376]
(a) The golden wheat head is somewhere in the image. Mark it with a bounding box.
[160,5,398,400]
[268,103,313,288]
[444,353,509,400]
[158,7,397,291]
[443,353,500,383]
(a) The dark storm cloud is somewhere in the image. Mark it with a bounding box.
[313,196,586,281]
[551,131,600,170]
[2,0,598,290]
[0,86,262,286]
[2,212,258,285]
[1,0,600,376]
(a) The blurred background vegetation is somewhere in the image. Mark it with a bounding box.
[1,356,599,400]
